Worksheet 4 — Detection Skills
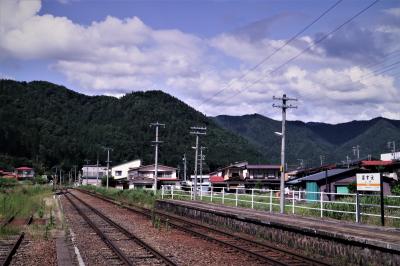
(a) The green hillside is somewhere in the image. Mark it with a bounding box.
[213,114,400,168]
[0,80,262,173]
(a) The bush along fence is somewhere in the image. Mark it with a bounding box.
[160,185,400,227]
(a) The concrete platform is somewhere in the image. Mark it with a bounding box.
[156,199,400,265]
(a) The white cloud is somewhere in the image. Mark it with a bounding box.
[0,0,399,123]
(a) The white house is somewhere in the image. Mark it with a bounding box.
[111,159,141,180]
[81,165,107,186]
[381,152,400,161]
[128,164,178,189]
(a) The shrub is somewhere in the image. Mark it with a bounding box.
[101,176,116,187]
[391,181,400,196]
[0,178,17,187]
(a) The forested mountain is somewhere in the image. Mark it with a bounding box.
[213,114,400,168]
[0,80,262,173]
[1,79,399,174]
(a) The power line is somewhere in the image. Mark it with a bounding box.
[197,0,343,109]
[224,0,380,101]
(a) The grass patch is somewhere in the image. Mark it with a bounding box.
[82,185,158,209]
[0,182,52,220]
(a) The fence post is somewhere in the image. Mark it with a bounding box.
[356,191,360,223]
[292,190,295,214]
[320,191,323,218]
[251,189,254,209]
[171,186,174,200]
[235,188,238,207]
[161,185,164,199]
[200,185,203,201]
[222,188,225,204]
[269,190,273,212]
[211,186,213,202]
[190,187,193,200]
[298,189,301,201]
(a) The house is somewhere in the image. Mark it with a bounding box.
[209,161,281,189]
[381,151,400,161]
[288,167,394,201]
[0,169,17,179]
[111,159,141,180]
[81,165,108,186]
[15,167,35,180]
[127,164,178,189]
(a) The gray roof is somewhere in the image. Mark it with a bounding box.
[287,168,355,184]
[247,165,280,169]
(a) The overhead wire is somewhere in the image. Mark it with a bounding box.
[222,0,381,102]
[196,0,344,109]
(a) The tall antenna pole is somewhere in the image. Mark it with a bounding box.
[183,154,187,182]
[190,127,207,200]
[273,94,297,214]
[103,147,113,189]
[150,122,165,194]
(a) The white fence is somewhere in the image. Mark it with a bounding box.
[161,185,400,224]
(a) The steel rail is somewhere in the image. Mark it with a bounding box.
[0,216,15,229]
[77,188,329,266]
[2,215,33,266]
[65,192,176,266]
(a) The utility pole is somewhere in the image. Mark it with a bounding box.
[273,94,297,214]
[103,147,113,189]
[388,141,396,159]
[199,146,206,184]
[96,152,100,186]
[320,155,325,166]
[190,127,207,200]
[352,145,360,160]
[73,165,77,186]
[297,159,304,169]
[150,122,165,194]
[183,154,187,182]
[346,155,350,168]
[84,159,90,186]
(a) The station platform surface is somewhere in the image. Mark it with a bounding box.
[159,199,400,253]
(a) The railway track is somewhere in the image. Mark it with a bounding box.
[0,216,15,229]
[65,192,177,266]
[0,215,33,266]
[75,189,330,266]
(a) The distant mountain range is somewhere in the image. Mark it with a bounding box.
[213,114,400,168]
[1,79,399,173]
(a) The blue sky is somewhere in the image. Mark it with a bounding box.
[1,0,399,123]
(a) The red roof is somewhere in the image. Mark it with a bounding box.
[361,160,393,166]
[210,176,225,183]
[16,166,33,170]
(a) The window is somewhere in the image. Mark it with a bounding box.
[336,186,349,194]
[115,170,122,176]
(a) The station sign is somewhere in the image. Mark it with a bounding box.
[356,173,381,191]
